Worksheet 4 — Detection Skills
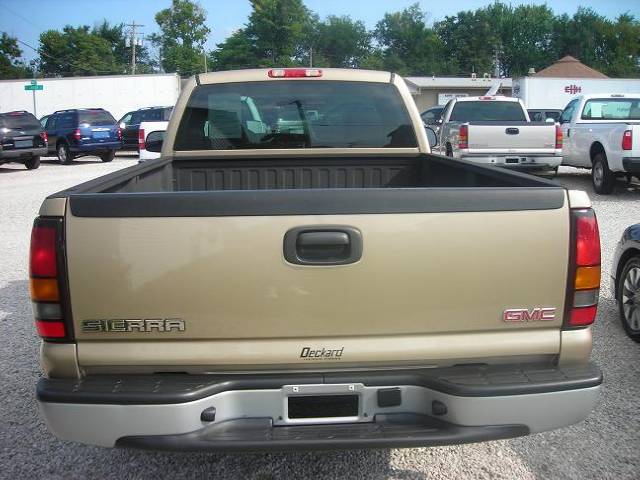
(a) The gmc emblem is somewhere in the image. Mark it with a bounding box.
[503,307,556,322]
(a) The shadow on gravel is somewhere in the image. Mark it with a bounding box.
[556,170,640,199]
[0,166,29,173]
[101,448,428,480]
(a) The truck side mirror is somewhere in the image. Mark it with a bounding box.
[145,130,165,153]
[425,126,438,149]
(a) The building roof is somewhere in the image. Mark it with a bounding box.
[405,76,512,90]
[532,56,608,79]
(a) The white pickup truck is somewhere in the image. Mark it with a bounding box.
[559,93,640,194]
[435,96,562,175]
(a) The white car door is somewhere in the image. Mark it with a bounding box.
[559,99,580,166]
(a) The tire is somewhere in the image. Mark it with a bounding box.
[592,152,615,194]
[57,143,72,165]
[24,156,40,170]
[100,149,115,162]
[617,256,640,342]
[446,144,453,157]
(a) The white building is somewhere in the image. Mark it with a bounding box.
[513,56,640,110]
[0,73,181,120]
[404,75,513,112]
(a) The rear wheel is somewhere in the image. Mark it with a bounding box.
[57,143,72,165]
[100,149,115,162]
[592,153,615,194]
[618,256,640,342]
[25,156,40,170]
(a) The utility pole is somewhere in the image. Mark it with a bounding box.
[309,46,313,68]
[204,52,208,73]
[125,21,145,74]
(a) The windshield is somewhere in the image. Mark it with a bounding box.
[0,112,41,130]
[421,107,443,122]
[581,98,640,120]
[78,110,116,126]
[174,81,417,150]
[450,101,527,122]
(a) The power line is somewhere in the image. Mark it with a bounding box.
[125,21,145,74]
[1,3,48,33]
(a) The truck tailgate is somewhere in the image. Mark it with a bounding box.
[467,122,557,153]
[65,199,570,370]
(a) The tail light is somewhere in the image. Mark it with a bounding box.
[73,128,81,141]
[458,124,469,149]
[622,130,632,150]
[117,127,122,141]
[268,68,323,78]
[138,128,145,151]
[40,131,48,145]
[555,124,563,149]
[564,209,600,328]
[29,218,73,342]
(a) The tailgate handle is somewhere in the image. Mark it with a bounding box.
[505,127,520,135]
[284,226,362,266]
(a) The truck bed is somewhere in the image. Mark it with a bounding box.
[51,154,564,218]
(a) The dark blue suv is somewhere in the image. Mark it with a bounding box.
[44,108,121,164]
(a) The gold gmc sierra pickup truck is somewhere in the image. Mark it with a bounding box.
[31,68,602,451]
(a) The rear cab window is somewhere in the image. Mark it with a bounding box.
[78,110,116,126]
[174,81,417,150]
[581,98,640,120]
[450,101,527,122]
[0,112,42,130]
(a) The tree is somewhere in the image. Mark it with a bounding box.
[154,0,210,75]
[496,4,556,76]
[39,26,121,76]
[210,29,260,70]
[311,16,370,68]
[605,14,640,77]
[93,21,154,74]
[246,0,308,64]
[436,8,499,76]
[372,3,445,75]
[0,33,32,79]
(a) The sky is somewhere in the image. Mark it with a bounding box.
[1,0,639,61]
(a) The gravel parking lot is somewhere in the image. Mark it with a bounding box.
[0,157,638,479]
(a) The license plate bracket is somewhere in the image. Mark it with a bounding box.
[288,394,359,419]
[15,139,33,148]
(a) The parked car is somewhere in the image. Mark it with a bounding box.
[43,108,121,164]
[33,68,601,452]
[612,223,640,342]
[117,111,135,129]
[559,93,640,194]
[435,96,562,175]
[138,120,168,161]
[420,106,444,126]
[528,109,562,122]
[120,106,173,151]
[0,110,47,170]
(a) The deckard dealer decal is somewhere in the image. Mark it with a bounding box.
[300,346,344,360]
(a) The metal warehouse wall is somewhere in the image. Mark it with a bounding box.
[0,73,181,120]
[513,77,640,109]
